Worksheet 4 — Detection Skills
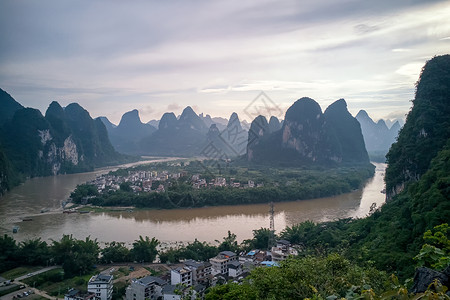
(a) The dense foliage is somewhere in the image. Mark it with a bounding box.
[73,163,374,209]
[0,92,133,193]
[206,254,390,299]
[0,234,159,276]
[385,55,450,196]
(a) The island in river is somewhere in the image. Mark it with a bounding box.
[70,159,375,209]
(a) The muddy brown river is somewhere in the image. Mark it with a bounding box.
[0,160,386,247]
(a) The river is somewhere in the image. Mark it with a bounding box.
[0,160,386,248]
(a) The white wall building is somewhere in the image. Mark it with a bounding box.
[209,251,238,275]
[87,274,113,300]
[171,267,193,287]
[271,240,299,262]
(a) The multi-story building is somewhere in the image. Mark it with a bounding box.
[271,240,298,262]
[184,260,212,285]
[210,251,238,275]
[227,261,243,278]
[64,289,95,300]
[87,274,113,300]
[126,275,167,300]
[171,266,193,287]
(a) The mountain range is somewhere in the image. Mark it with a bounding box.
[356,110,401,161]
[0,89,127,195]
[0,86,403,195]
[99,107,249,157]
[246,98,369,165]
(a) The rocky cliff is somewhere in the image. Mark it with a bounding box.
[247,97,369,165]
[385,54,450,199]
[0,92,126,194]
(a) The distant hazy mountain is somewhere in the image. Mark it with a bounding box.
[247,97,369,165]
[385,118,404,129]
[140,106,209,156]
[206,112,248,157]
[211,116,229,127]
[0,88,24,125]
[147,119,159,128]
[356,110,401,161]
[199,113,226,131]
[100,109,156,154]
[0,92,126,194]
[98,116,116,131]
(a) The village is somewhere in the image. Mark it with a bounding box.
[61,239,299,300]
[87,169,264,195]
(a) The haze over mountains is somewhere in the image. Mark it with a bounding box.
[356,110,402,161]
[99,102,399,161]
[0,85,402,195]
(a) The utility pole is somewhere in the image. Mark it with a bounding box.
[268,202,275,249]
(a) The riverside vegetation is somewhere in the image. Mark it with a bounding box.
[70,160,375,209]
[1,55,449,299]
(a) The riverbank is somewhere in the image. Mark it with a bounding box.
[74,161,375,210]
[0,162,385,245]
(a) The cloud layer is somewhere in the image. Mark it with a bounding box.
[1,0,449,123]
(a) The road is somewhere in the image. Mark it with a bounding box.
[15,266,60,281]
[0,266,61,300]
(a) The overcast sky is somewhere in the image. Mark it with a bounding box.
[1,0,449,124]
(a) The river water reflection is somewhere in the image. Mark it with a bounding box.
[0,161,386,246]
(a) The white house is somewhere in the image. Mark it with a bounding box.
[125,275,167,300]
[210,251,238,275]
[271,240,298,262]
[87,274,113,300]
[227,261,243,278]
[171,267,193,287]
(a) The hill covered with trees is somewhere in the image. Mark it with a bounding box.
[0,91,130,195]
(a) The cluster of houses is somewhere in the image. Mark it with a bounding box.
[64,240,298,300]
[87,170,187,194]
[86,170,263,196]
[191,175,263,189]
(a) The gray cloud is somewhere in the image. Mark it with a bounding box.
[0,0,449,122]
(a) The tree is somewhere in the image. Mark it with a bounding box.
[206,254,389,299]
[120,181,133,192]
[414,223,450,270]
[280,221,315,245]
[130,236,159,263]
[17,238,50,266]
[100,241,130,264]
[217,231,239,253]
[51,235,99,277]
[0,234,19,272]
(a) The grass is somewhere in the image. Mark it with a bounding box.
[111,267,130,278]
[0,284,22,297]
[1,266,41,280]
[144,267,163,277]
[21,268,95,297]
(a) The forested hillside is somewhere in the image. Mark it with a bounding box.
[0,93,129,194]
[206,55,450,298]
